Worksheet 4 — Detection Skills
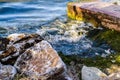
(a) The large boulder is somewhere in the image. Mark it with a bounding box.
[14,40,69,79]
[81,66,107,80]
[0,63,17,80]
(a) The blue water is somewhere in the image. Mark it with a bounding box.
[0,0,71,37]
[0,0,115,56]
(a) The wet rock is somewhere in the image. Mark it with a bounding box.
[0,33,43,64]
[14,40,68,79]
[81,66,107,80]
[0,63,17,80]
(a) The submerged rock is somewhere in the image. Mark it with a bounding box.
[14,40,69,79]
[0,63,17,80]
[81,66,107,80]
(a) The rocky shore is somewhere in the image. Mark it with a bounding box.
[0,33,71,80]
[0,28,120,80]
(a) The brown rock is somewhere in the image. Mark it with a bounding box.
[67,2,120,31]
[0,63,17,80]
[14,40,68,79]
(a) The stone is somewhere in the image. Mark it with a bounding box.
[106,65,120,74]
[14,40,68,79]
[108,72,120,80]
[67,2,120,31]
[7,33,26,43]
[0,33,43,64]
[0,63,17,80]
[0,38,9,51]
[81,66,107,80]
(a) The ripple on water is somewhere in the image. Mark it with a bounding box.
[0,0,69,36]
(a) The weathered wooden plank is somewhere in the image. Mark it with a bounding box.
[67,2,120,31]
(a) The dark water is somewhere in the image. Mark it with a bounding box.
[0,0,71,37]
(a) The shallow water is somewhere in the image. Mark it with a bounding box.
[0,0,71,37]
[0,0,115,56]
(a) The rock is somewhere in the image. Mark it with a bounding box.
[7,33,26,43]
[81,66,107,80]
[108,72,120,80]
[106,65,120,74]
[14,40,68,79]
[67,2,120,31]
[0,38,9,51]
[0,63,17,80]
[0,33,43,64]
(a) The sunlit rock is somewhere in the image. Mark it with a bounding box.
[67,2,120,31]
[81,66,107,80]
[14,40,68,79]
[0,63,17,80]
[108,72,120,80]
[106,65,120,74]
[7,33,26,42]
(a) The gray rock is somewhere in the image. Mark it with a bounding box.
[81,66,107,80]
[0,63,17,80]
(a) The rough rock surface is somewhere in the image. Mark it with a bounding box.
[0,63,16,80]
[0,33,43,64]
[14,40,69,79]
[81,66,107,80]
[67,2,120,31]
[108,72,120,80]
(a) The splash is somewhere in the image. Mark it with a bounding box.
[36,19,114,57]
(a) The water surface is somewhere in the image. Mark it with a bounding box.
[0,0,115,57]
[0,0,70,36]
